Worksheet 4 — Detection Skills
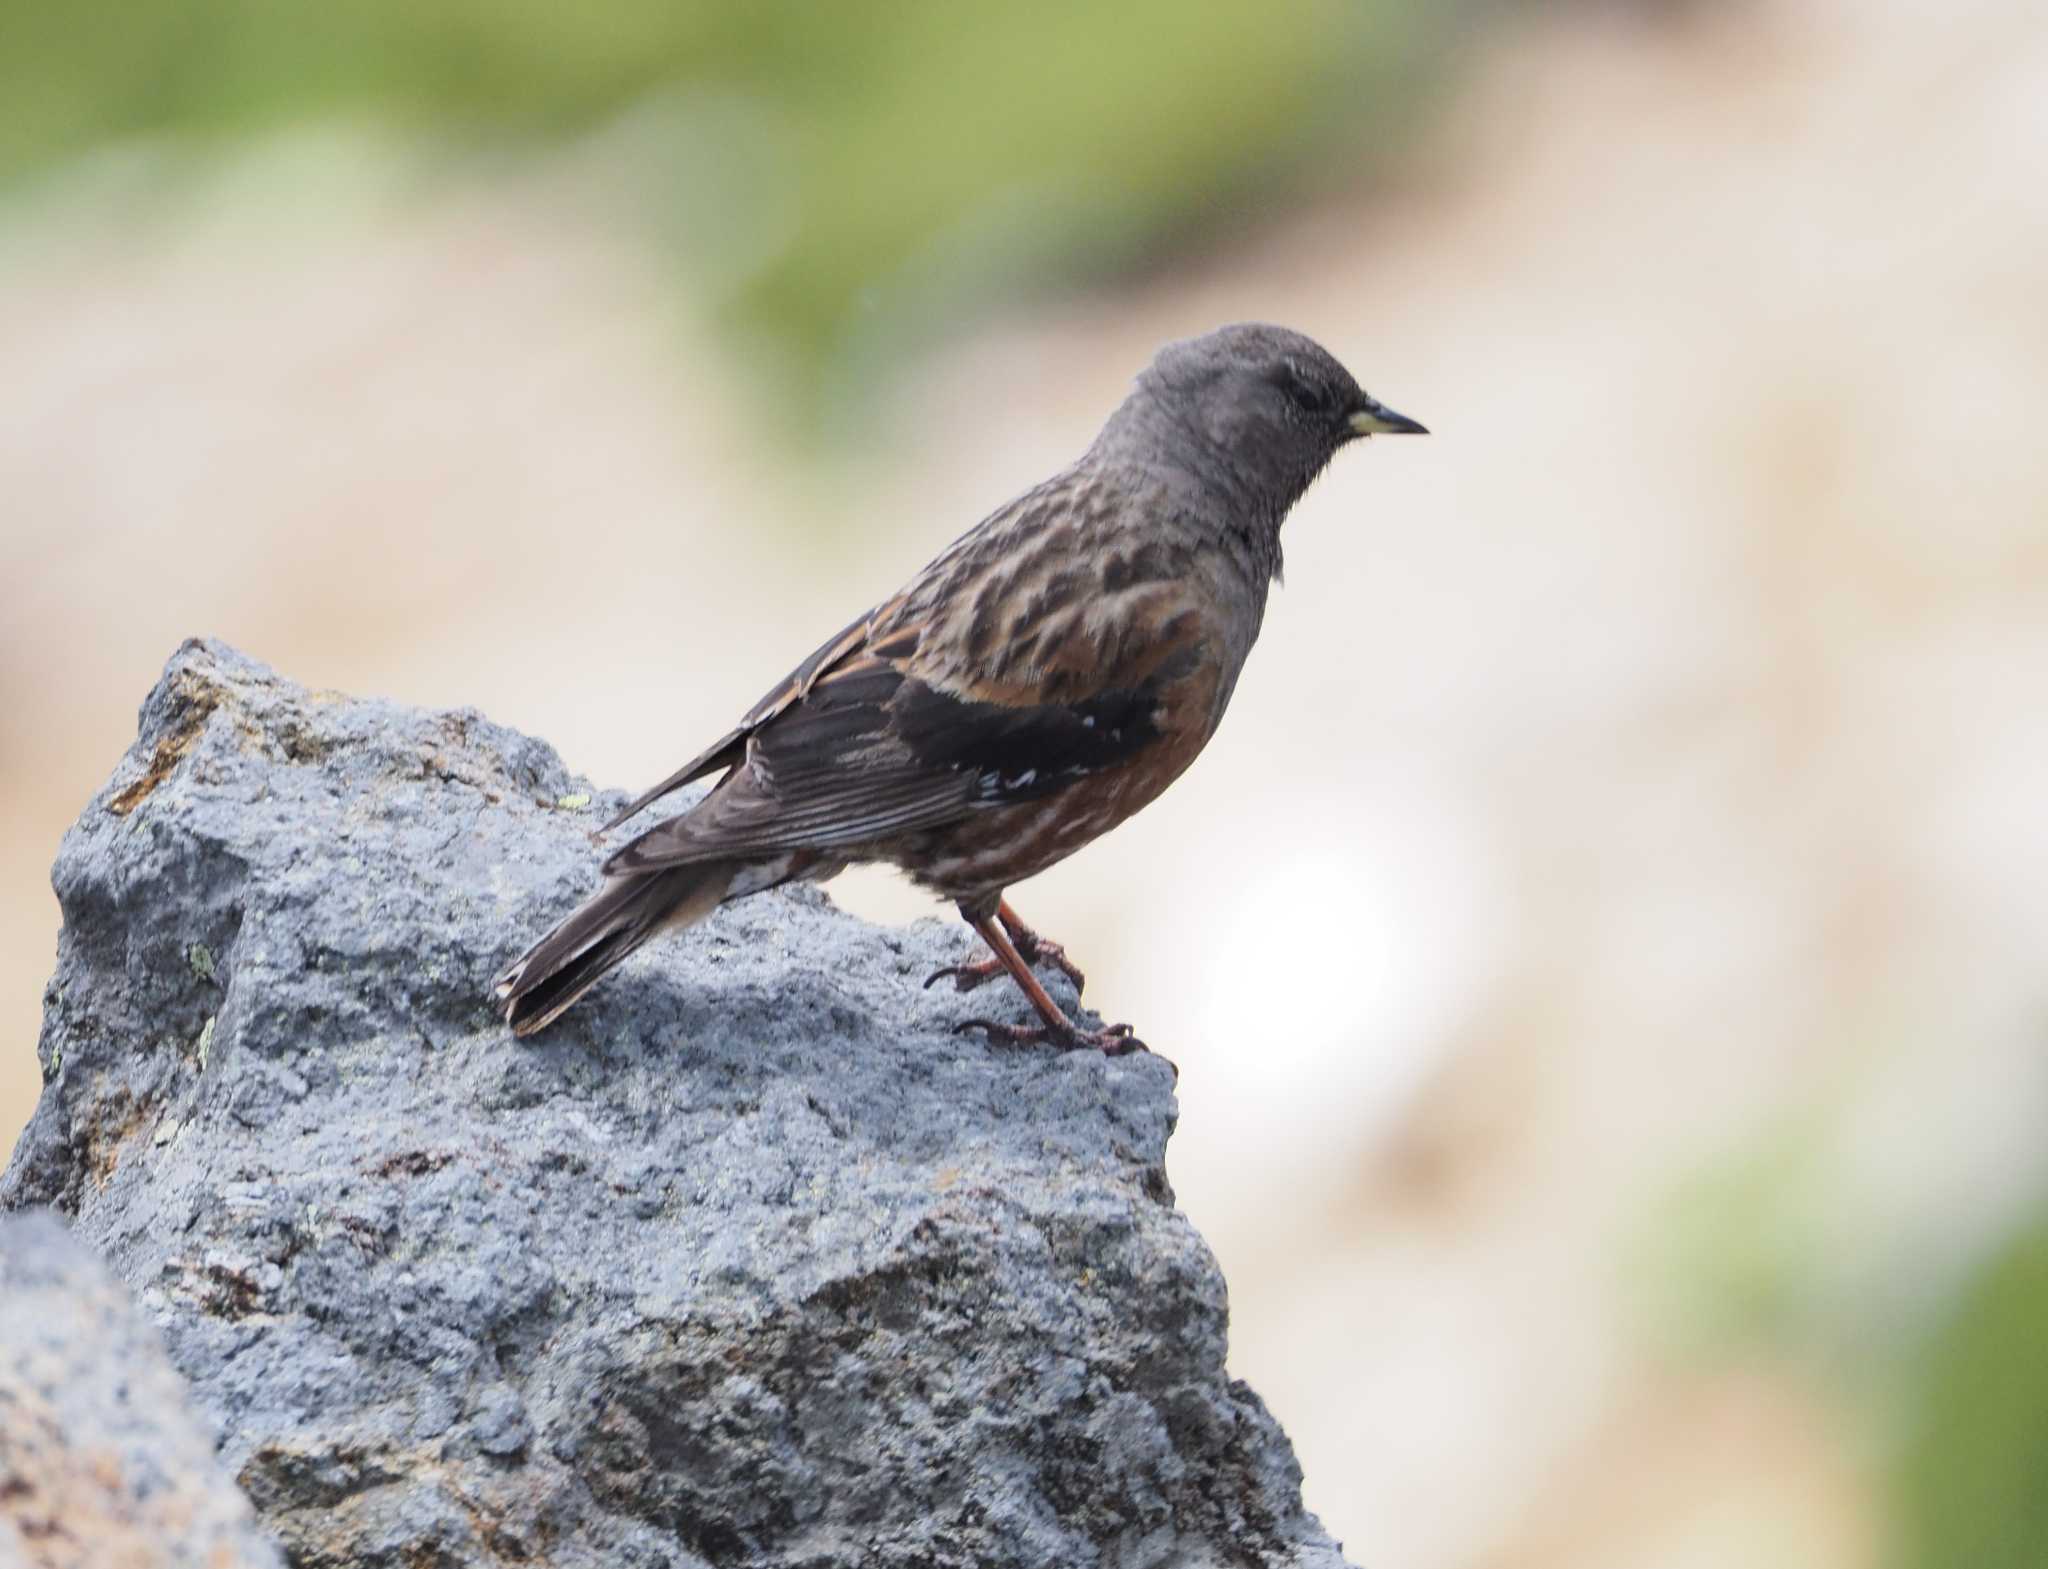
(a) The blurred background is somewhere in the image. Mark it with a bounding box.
[4,0,2046,1562]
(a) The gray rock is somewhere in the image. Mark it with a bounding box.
[0,1209,284,1568]
[1,639,1351,1569]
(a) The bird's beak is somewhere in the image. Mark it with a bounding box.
[1348,396,1429,437]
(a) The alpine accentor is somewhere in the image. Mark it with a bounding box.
[496,323,1426,1051]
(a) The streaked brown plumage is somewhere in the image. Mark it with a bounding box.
[495,323,1426,1051]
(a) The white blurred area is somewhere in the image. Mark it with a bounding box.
[5,0,2047,1564]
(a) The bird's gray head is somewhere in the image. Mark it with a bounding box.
[1111,323,1425,533]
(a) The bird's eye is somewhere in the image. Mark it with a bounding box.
[1270,361,1327,413]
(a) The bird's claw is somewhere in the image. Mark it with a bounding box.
[953,1017,1149,1057]
[923,956,1006,994]
[923,940,1085,997]
[1010,934,1086,994]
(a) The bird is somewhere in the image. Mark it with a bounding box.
[494,322,1425,1052]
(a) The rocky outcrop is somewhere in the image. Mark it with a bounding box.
[1,639,1350,1568]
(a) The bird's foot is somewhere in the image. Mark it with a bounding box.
[923,929,1085,997]
[923,953,1008,995]
[953,1016,1148,1057]
[1008,929,1086,993]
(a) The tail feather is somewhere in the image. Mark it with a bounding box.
[494,863,735,1037]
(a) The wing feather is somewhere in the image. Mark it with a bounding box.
[598,476,1223,874]
[598,608,879,834]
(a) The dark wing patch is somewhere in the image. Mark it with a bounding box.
[892,675,1176,805]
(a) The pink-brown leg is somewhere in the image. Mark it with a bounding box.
[923,899,1086,995]
[947,905,1145,1057]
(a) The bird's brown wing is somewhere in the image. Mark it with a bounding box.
[599,577,1218,877]
[599,464,1148,836]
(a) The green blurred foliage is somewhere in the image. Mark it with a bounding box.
[1628,1105,1842,1357]
[1893,1211,2048,1569]
[1632,1099,2048,1567]
[0,0,1458,399]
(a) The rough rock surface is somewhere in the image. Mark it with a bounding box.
[1,639,1351,1569]
[0,1210,283,1569]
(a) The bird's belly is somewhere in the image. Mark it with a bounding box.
[885,741,1201,901]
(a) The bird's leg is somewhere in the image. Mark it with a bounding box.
[948,905,1145,1057]
[923,899,1086,995]
[994,900,1086,992]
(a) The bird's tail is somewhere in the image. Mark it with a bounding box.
[494,863,736,1037]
